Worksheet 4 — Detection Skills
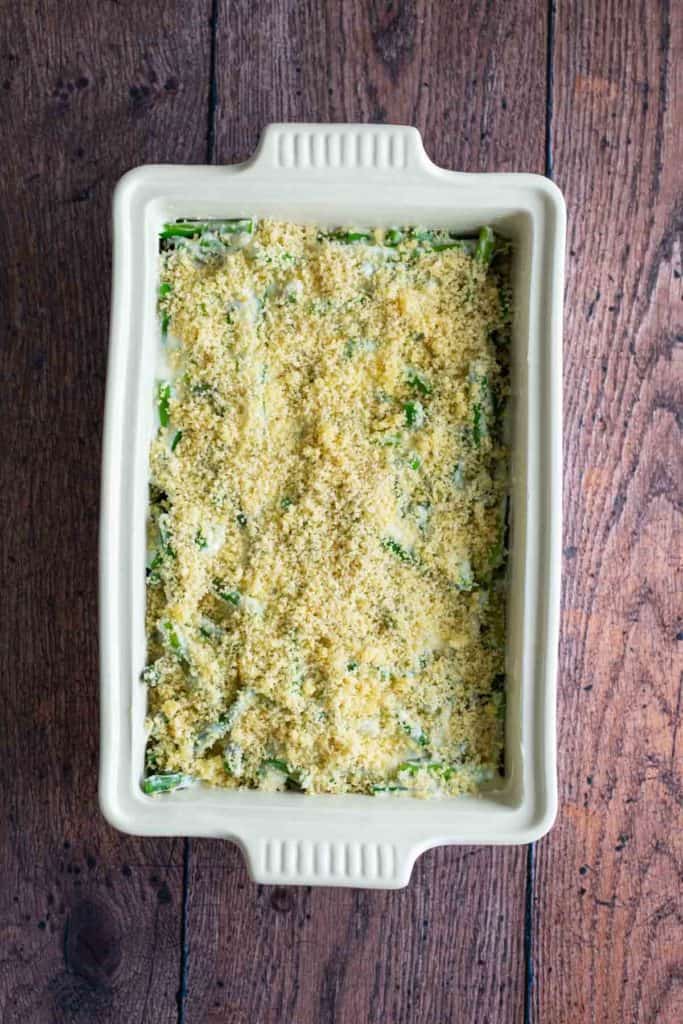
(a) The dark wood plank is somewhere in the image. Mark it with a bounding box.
[186,3,548,1022]
[534,2,683,1022]
[0,3,211,1021]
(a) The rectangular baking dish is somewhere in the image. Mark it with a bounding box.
[100,123,565,888]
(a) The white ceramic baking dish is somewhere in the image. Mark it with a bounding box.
[100,123,565,888]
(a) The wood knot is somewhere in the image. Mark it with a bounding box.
[63,899,122,984]
[270,887,295,913]
[369,0,417,82]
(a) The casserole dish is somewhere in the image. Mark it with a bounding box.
[100,123,565,888]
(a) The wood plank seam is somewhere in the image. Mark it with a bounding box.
[178,839,192,1024]
[207,0,220,163]
[525,2,557,1021]
[525,843,537,1024]
[545,0,556,180]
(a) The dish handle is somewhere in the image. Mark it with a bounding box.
[246,122,439,182]
[236,832,422,889]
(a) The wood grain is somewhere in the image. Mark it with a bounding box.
[3,2,679,1021]
[186,845,527,1024]
[533,2,683,1022]
[0,3,210,1021]
[213,0,547,172]
[186,3,548,1023]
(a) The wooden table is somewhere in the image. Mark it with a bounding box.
[1,2,680,1021]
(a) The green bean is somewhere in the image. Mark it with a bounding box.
[261,758,303,790]
[160,620,186,659]
[404,400,425,428]
[472,403,483,446]
[381,537,416,564]
[146,550,163,585]
[406,369,432,395]
[401,720,429,747]
[215,583,240,606]
[142,773,193,795]
[159,219,254,240]
[328,228,372,243]
[411,228,436,243]
[217,218,255,235]
[171,430,183,452]
[476,225,495,265]
[160,222,203,239]
[157,515,175,559]
[384,227,403,246]
[397,760,446,776]
[410,229,476,254]
[157,381,171,427]
[158,282,172,298]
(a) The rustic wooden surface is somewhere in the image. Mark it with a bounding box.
[0,1,679,1022]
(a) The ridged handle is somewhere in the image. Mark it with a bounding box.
[239,834,417,889]
[248,123,435,179]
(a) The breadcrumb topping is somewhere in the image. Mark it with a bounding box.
[143,219,510,798]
